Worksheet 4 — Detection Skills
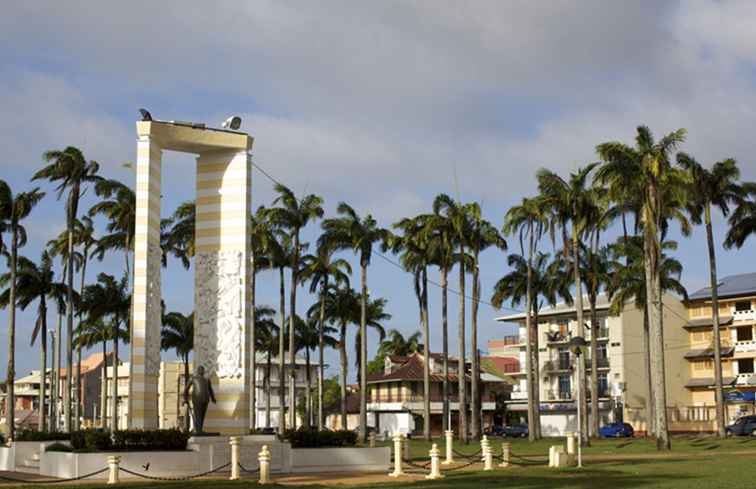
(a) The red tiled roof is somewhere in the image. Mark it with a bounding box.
[368,352,466,383]
[59,351,112,378]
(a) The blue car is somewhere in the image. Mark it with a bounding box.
[599,422,634,438]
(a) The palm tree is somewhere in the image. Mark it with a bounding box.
[606,236,687,436]
[377,329,424,357]
[597,126,687,450]
[300,245,351,429]
[0,182,44,437]
[0,251,67,431]
[161,310,194,432]
[163,201,195,269]
[320,202,389,441]
[352,294,390,392]
[466,203,506,439]
[89,179,136,282]
[725,183,756,249]
[75,317,111,428]
[427,198,456,431]
[433,194,471,443]
[295,314,338,427]
[267,184,324,429]
[33,146,101,431]
[255,307,278,429]
[676,153,744,437]
[502,197,549,441]
[392,215,433,440]
[538,163,600,445]
[81,273,130,431]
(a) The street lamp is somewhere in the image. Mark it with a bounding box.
[569,336,587,468]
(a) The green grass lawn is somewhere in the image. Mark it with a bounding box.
[3,436,756,489]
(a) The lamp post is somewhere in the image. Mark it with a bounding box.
[569,336,586,468]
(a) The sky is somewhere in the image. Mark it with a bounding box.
[1,1,756,382]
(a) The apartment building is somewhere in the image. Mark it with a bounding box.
[252,353,320,429]
[496,293,689,436]
[683,272,756,431]
[365,351,510,436]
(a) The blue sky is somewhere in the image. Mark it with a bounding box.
[1,1,756,382]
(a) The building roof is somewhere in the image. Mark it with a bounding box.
[59,351,113,378]
[685,376,738,388]
[689,273,756,301]
[368,352,466,384]
[684,347,735,360]
[497,293,612,322]
[683,316,733,330]
[480,356,520,377]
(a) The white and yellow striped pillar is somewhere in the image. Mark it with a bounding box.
[194,149,253,434]
[129,133,163,429]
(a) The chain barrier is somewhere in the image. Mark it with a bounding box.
[441,459,480,471]
[0,467,109,484]
[120,462,231,481]
[237,462,261,474]
[507,453,545,466]
[452,448,482,460]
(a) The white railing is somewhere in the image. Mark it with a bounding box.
[733,309,756,321]
[735,373,756,385]
[735,340,756,353]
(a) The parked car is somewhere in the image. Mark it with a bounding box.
[599,422,634,438]
[489,424,528,438]
[726,415,756,436]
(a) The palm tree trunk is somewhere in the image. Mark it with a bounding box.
[265,349,272,428]
[532,306,541,439]
[339,321,348,430]
[421,267,431,441]
[589,294,599,437]
[317,280,328,430]
[643,203,670,450]
[74,248,88,431]
[359,262,368,443]
[250,258,257,430]
[305,346,312,428]
[64,225,75,432]
[705,205,726,436]
[642,306,655,436]
[183,354,190,432]
[441,266,449,432]
[571,224,588,446]
[111,327,119,431]
[289,233,299,430]
[457,243,467,444]
[278,266,286,434]
[471,256,480,440]
[54,309,63,431]
[525,227,536,442]
[101,341,107,428]
[5,227,18,439]
[39,302,48,432]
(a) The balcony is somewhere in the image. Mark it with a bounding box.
[543,360,571,373]
[585,357,610,370]
[733,309,756,322]
[500,335,525,346]
[735,340,756,353]
[547,390,572,401]
[545,332,569,345]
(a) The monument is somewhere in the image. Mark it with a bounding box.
[129,117,254,434]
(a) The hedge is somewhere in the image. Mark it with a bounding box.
[69,428,190,452]
[283,428,357,448]
[15,430,70,442]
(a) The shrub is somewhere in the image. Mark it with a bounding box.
[0,433,5,445]
[283,428,357,448]
[15,430,70,442]
[84,430,113,451]
[112,429,189,451]
[45,442,72,452]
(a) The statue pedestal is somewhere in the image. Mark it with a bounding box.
[188,435,287,473]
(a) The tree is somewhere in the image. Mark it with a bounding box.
[267,184,324,430]
[724,183,756,249]
[369,329,424,375]
[465,203,506,439]
[81,273,130,431]
[300,244,351,429]
[254,306,278,429]
[320,202,389,442]
[0,181,44,438]
[538,163,600,445]
[606,236,687,436]
[162,201,195,269]
[501,197,550,441]
[161,310,194,432]
[33,146,101,431]
[676,153,744,437]
[295,314,338,427]
[352,294,390,388]
[74,317,111,428]
[0,251,67,431]
[89,179,136,281]
[597,126,688,450]
[433,194,471,443]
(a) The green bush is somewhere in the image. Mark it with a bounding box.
[45,442,72,452]
[283,428,357,448]
[0,433,5,445]
[15,430,70,442]
[69,428,189,452]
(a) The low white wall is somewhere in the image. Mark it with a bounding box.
[289,447,390,473]
[41,450,201,479]
[0,446,15,471]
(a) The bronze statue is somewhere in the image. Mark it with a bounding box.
[184,365,216,434]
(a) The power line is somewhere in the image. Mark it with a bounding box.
[249,157,525,314]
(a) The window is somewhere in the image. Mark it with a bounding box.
[598,373,608,397]
[558,347,570,369]
[738,359,755,374]
[737,327,754,342]
[558,375,571,398]
[557,320,569,337]
[736,301,752,312]
[597,344,608,360]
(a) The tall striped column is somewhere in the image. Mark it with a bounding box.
[194,150,252,434]
[129,135,162,429]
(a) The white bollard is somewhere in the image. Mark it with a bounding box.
[258,445,271,484]
[425,443,444,480]
[442,430,454,465]
[565,431,576,455]
[229,436,241,480]
[388,433,405,477]
[499,442,511,468]
[107,455,120,485]
[480,434,489,454]
[483,444,493,471]
[368,431,376,448]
